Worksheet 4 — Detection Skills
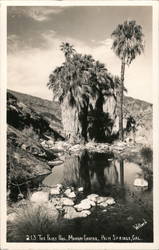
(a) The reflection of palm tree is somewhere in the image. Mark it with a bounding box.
[104,161,119,185]
[119,160,124,185]
[79,150,91,193]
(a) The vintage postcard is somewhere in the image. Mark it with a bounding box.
[0,0,159,249]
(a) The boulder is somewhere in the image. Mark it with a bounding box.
[67,192,76,198]
[89,200,96,206]
[79,210,91,217]
[63,206,79,219]
[78,187,84,192]
[46,139,55,147]
[56,184,63,189]
[64,188,72,196]
[30,191,49,203]
[87,194,99,202]
[64,188,76,198]
[40,140,47,147]
[50,197,62,206]
[96,196,108,204]
[133,178,148,187]
[74,199,92,211]
[99,201,108,208]
[48,160,63,167]
[50,187,61,195]
[61,198,74,206]
[50,184,63,195]
[105,197,115,205]
[55,205,63,210]
[63,206,91,219]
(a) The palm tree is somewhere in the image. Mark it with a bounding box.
[47,43,117,143]
[111,20,144,141]
[60,42,76,61]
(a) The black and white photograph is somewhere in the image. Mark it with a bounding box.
[1,1,159,249]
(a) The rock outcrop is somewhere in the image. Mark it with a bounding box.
[7,91,62,202]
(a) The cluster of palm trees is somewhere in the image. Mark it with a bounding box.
[47,20,144,142]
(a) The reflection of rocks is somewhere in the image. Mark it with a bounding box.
[134,186,148,191]
[133,178,148,187]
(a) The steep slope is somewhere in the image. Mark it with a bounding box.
[8,89,152,145]
[7,90,63,202]
[121,96,152,145]
[8,89,63,134]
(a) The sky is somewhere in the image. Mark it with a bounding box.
[7,5,152,103]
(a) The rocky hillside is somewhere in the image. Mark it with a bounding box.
[8,89,63,134]
[7,90,64,202]
[120,96,152,145]
[8,89,152,145]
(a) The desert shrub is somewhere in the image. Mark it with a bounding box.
[7,144,39,201]
[7,203,57,242]
[140,146,153,165]
[7,203,74,242]
[22,126,39,140]
[140,146,153,188]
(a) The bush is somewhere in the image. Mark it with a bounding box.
[22,126,39,140]
[7,202,74,242]
[7,203,58,242]
[140,146,153,165]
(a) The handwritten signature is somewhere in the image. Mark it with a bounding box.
[133,218,147,230]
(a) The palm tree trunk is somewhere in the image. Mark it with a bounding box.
[79,104,88,143]
[119,59,125,141]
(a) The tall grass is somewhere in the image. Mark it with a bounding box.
[7,202,73,242]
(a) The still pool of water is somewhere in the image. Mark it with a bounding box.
[43,150,153,242]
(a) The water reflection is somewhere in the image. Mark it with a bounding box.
[79,151,125,194]
[43,150,152,203]
[119,160,124,186]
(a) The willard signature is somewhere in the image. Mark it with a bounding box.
[133,219,147,230]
